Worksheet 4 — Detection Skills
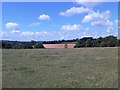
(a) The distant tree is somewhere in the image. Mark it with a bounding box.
[2,42,5,49]
[65,43,68,48]
[12,44,21,49]
[85,39,93,47]
[103,36,117,47]
[97,37,103,46]
[92,40,99,47]
[97,37,103,42]
[34,43,45,49]
[99,41,107,47]
[2,42,12,49]
[74,40,85,48]
[31,40,36,45]
[81,37,93,41]
[115,40,119,46]
[21,43,33,49]
[0,41,2,48]
[118,39,120,46]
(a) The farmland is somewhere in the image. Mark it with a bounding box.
[2,47,118,88]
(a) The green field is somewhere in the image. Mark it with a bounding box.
[2,47,118,88]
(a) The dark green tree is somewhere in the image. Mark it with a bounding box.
[85,39,93,47]
[31,40,36,45]
[34,43,45,49]
[12,43,21,49]
[65,43,68,48]
[21,43,33,49]
[99,41,107,47]
[103,36,117,47]
[74,40,85,48]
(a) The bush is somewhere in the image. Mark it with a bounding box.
[34,43,45,49]
[20,43,33,49]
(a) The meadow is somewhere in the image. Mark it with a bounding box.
[2,47,118,88]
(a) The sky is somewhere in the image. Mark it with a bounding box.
[2,2,118,41]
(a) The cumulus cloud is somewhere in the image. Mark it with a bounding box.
[38,14,50,21]
[30,22,40,26]
[82,10,110,23]
[59,7,92,16]
[61,24,83,31]
[75,0,120,8]
[6,22,20,30]
[91,20,113,27]
[82,10,113,28]
[76,0,101,8]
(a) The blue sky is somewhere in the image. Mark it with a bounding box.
[2,2,118,41]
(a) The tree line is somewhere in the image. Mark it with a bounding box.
[1,38,78,49]
[1,41,45,49]
[74,35,119,48]
[42,39,78,44]
[1,35,120,49]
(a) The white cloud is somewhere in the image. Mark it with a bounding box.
[76,0,101,8]
[115,20,118,23]
[106,27,114,32]
[38,14,50,21]
[35,31,49,36]
[6,22,20,30]
[12,30,20,33]
[82,10,110,23]
[106,29,110,32]
[21,31,34,36]
[2,30,84,41]
[91,20,113,27]
[2,30,59,41]
[82,10,113,28]
[83,32,86,35]
[59,7,92,16]
[2,31,50,41]
[30,22,40,26]
[61,24,83,31]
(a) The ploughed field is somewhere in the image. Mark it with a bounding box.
[2,47,118,88]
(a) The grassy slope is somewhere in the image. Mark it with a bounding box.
[2,47,118,88]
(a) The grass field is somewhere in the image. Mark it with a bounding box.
[2,47,118,88]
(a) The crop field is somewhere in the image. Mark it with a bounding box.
[43,44,76,48]
[2,47,118,88]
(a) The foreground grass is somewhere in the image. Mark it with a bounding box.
[2,47,118,88]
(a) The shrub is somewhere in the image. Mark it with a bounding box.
[34,43,45,49]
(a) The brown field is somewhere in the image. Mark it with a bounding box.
[43,44,75,48]
[67,44,76,48]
